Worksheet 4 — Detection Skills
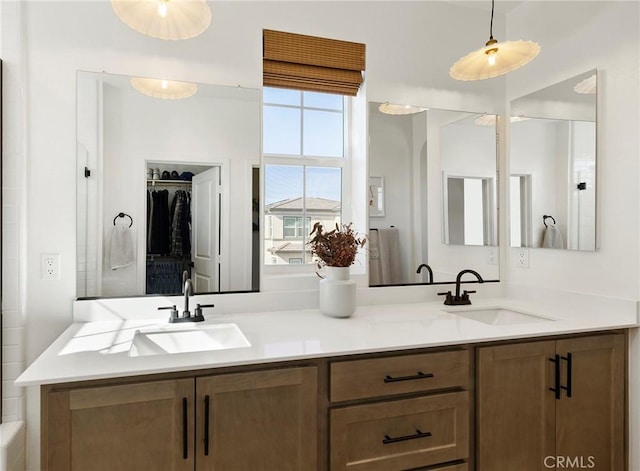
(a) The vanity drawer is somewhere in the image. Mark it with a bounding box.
[330,350,469,402]
[330,391,469,471]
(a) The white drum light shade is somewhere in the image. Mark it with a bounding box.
[378,103,428,115]
[111,0,212,40]
[450,39,540,81]
[131,77,198,100]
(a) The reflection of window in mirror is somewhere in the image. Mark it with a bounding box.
[263,88,345,266]
[445,176,495,246]
[510,174,532,247]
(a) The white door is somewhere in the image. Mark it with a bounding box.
[192,167,221,293]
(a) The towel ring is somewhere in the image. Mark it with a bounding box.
[543,215,556,227]
[114,212,133,228]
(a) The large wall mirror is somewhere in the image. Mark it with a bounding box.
[510,69,597,251]
[368,102,499,286]
[76,71,261,299]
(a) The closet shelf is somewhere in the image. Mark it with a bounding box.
[147,179,192,185]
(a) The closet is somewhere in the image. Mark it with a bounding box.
[146,163,219,294]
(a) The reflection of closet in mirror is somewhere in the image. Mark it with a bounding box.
[76,71,261,298]
[146,163,220,295]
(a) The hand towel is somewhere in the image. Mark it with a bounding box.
[369,230,382,285]
[110,224,135,270]
[542,224,564,249]
[377,228,403,284]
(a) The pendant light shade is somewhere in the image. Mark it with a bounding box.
[131,77,198,100]
[450,0,540,81]
[378,103,428,115]
[574,74,597,94]
[111,0,212,40]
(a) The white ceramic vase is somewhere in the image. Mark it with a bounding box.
[319,266,356,318]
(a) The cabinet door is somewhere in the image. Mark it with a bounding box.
[195,366,317,471]
[43,379,194,471]
[477,341,556,471]
[555,334,624,471]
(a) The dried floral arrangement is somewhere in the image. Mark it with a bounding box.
[308,222,366,268]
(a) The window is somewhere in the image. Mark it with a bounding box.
[263,87,346,266]
[283,217,310,238]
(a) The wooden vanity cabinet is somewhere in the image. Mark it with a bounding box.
[43,378,195,471]
[42,366,318,471]
[329,349,471,471]
[476,333,625,471]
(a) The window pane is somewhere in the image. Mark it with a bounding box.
[265,165,303,205]
[303,110,343,157]
[305,167,342,239]
[263,87,301,106]
[265,165,304,264]
[263,106,301,155]
[303,91,343,111]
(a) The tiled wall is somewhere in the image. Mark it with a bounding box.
[1,0,26,423]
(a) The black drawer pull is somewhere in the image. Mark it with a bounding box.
[182,397,188,460]
[561,352,573,398]
[549,354,560,400]
[384,371,434,383]
[382,429,432,445]
[204,395,210,456]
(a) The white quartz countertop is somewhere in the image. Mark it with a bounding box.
[15,297,639,386]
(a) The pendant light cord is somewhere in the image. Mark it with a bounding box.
[489,0,495,40]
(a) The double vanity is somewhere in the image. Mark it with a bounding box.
[17,294,635,470]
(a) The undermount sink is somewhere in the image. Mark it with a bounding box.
[129,323,251,357]
[445,307,554,325]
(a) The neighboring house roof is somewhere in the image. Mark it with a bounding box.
[266,197,341,212]
[267,242,309,253]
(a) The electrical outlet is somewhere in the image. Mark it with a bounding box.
[42,253,61,280]
[517,249,529,268]
[487,247,498,266]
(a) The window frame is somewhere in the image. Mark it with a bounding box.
[262,87,351,273]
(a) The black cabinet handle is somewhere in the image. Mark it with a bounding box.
[382,429,432,445]
[384,371,434,383]
[182,397,188,460]
[561,352,573,398]
[204,395,210,456]
[549,354,560,400]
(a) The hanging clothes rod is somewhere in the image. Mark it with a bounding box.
[113,212,133,227]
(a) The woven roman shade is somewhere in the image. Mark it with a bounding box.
[263,29,365,96]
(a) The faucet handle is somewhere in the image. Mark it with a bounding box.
[437,291,454,305]
[191,303,214,322]
[158,305,178,322]
[463,290,476,295]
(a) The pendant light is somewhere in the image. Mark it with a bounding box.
[378,103,428,115]
[450,0,540,81]
[111,0,212,40]
[574,74,597,94]
[131,77,198,100]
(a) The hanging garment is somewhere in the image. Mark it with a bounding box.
[148,189,171,255]
[171,191,187,256]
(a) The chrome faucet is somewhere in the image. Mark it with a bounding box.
[158,271,213,323]
[438,269,484,305]
[416,264,434,284]
[183,277,193,318]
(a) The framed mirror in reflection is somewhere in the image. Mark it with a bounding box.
[510,69,597,251]
[76,71,261,299]
[368,102,499,287]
